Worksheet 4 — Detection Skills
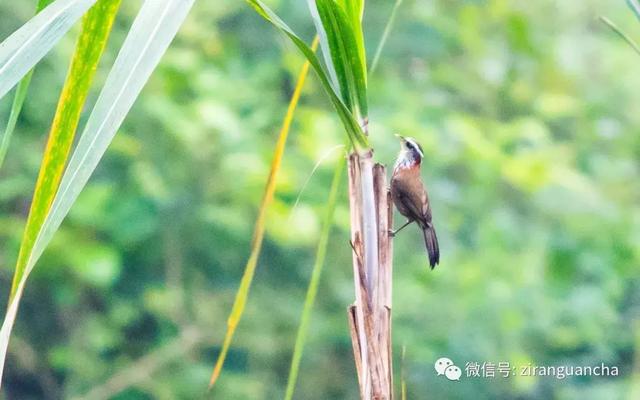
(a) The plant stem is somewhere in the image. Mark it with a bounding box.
[284,155,345,400]
[347,153,393,399]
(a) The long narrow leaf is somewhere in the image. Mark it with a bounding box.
[311,0,368,120]
[208,36,320,390]
[0,0,56,170]
[0,0,120,383]
[307,0,339,92]
[600,16,640,57]
[337,0,366,95]
[370,0,402,74]
[0,0,99,100]
[350,0,367,90]
[314,0,355,112]
[284,154,344,400]
[0,0,194,385]
[10,0,123,300]
[247,0,369,151]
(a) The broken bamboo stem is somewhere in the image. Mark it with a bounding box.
[348,152,394,400]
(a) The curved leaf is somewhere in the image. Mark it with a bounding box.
[0,0,194,386]
[284,155,345,400]
[0,0,56,170]
[0,0,99,100]
[208,36,320,390]
[311,0,368,120]
[10,0,123,300]
[247,0,369,151]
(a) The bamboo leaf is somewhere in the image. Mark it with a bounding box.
[311,0,368,119]
[247,0,369,151]
[307,0,340,92]
[0,0,121,385]
[338,0,366,92]
[315,0,366,95]
[208,36,320,390]
[284,154,345,400]
[0,0,55,169]
[0,0,99,100]
[10,0,122,299]
[0,0,193,385]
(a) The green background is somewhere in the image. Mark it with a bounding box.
[1,0,640,398]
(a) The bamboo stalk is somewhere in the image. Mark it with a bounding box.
[348,153,394,399]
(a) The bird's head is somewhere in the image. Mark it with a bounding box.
[394,134,424,170]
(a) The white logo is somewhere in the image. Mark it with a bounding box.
[435,357,461,381]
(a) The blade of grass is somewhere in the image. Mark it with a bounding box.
[0,0,193,385]
[247,0,369,152]
[0,0,55,170]
[599,16,640,57]
[0,0,99,100]
[9,0,122,299]
[284,154,344,400]
[370,0,402,74]
[208,36,320,390]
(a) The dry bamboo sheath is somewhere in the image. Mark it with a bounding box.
[347,152,394,400]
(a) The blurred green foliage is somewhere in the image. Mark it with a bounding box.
[0,0,639,399]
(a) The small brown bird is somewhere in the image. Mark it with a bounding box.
[390,135,440,268]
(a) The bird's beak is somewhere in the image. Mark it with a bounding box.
[394,134,406,142]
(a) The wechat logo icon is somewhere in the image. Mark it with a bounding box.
[435,357,462,381]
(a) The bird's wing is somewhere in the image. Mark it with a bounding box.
[421,188,432,222]
[396,184,429,225]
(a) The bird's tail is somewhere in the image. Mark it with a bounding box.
[422,223,440,269]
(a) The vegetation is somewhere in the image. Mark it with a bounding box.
[0,0,639,399]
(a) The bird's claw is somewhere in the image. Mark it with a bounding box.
[388,229,396,238]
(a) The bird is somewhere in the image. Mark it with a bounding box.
[390,134,440,269]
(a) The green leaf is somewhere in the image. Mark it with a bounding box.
[208,38,320,389]
[0,0,99,100]
[0,0,193,385]
[247,0,369,151]
[10,0,123,299]
[338,0,366,90]
[307,0,340,92]
[311,0,368,120]
[284,154,344,400]
[0,0,55,170]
